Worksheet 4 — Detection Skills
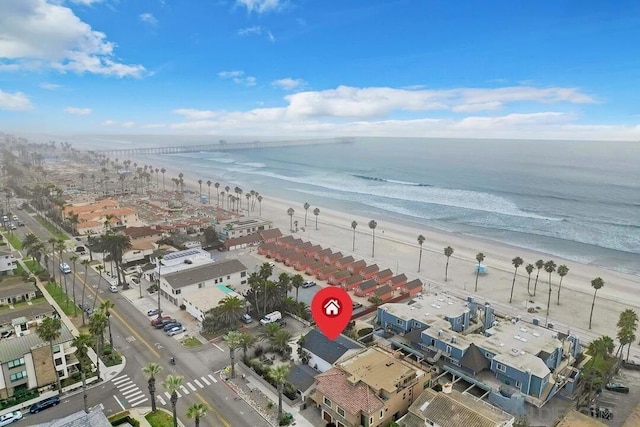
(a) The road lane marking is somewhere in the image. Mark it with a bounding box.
[122,389,143,399]
[118,383,137,392]
[207,374,217,383]
[194,379,203,388]
[200,376,210,386]
[112,375,130,385]
[187,382,197,391]
[212,342,224,352]
[129,394,148,404]
[130,398,148,407]
[179,385,189,395]
[164,392,171,399]
[195,392,230,427]
[113,396,125,411]
[157,395,166,405]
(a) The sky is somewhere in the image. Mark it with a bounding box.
[1,0,640,140]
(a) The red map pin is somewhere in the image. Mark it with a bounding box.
[311,287,353,340]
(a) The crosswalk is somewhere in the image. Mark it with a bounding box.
[112,374,148,408]
[113,373,218,408]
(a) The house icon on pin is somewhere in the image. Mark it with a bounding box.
[324,299,341,317]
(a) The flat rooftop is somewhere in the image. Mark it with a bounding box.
[182,285,243,312]
[380,293,470,323]
[480,321,560,359]
[339,347,425,394]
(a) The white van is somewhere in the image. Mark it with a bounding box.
[59,263,72,274]
[260,311,282,325]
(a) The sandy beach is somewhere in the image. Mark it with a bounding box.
[155,162,640,350]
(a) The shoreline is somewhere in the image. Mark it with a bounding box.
[132,156,640,343]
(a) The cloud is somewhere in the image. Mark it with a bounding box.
[139,12,158,26]
[121,121,135,128]
[173,108,218,120]
[236,0,284,14]
[40,82,62,90]
[0,90,33,111]
[101,119,117,126]
[140,123,166,129]
[218,70,256,86]
[237,26,275,41]
[0,0,145,78]
[64,106,92,115]
[272,78,306,91]
[68,0,105,5]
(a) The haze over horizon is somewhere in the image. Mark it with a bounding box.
[1,0,640,141]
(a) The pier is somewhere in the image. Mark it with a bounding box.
[96,137,353,157]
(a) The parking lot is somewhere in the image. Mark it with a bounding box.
[590,367,640,426]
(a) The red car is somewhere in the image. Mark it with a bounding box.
[151,316,172,326]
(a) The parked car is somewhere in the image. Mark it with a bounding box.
[352,302,363,309]
[260,311,282,325]
[606,382,630,393]
[268,261,275,267]
[241,313,253,324]
[11,215,18,221]
[147,308,161,317]
[302,280,317,288]
[151,316,172,326]
[109,285,118,293]
[29,396,60,413]
[154,318,176,329]
[163,322,182,332]
[166,326,185,336]
[17,221,24,227]
[0,410,22,425]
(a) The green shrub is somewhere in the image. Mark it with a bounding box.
[357,327,373,337]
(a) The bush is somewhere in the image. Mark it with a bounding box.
[109,411,141,427]
[179,304,186,310]
[254,346,264,357]
[357,327,373,337]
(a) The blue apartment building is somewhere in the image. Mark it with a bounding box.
[377,295,582,413]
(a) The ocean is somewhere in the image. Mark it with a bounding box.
[74,136,640,276]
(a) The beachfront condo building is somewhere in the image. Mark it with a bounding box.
[377,295,582,413]
[215,217,272,241]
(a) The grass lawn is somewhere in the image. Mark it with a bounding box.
[181,336,203,348]
[44,283,78,317]
[23,259,43,274]
[145,410,174,427]
[3,232,22,250]
[35,215,68,240]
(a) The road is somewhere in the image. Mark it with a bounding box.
[10,208,268,427]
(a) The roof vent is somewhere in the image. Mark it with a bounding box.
[511,348,520,356]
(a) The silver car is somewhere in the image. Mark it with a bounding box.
[166,326,185,336]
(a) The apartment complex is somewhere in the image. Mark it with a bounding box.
[215,217,272,241]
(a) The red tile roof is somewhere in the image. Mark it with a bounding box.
[315,368,384,416]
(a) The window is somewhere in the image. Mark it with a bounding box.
[485,352,492,358]
[369,416,374,425]
[396,318,403,325]
[10,371,27,382]
[380,410,384,418]
[55,358,63,366]
[515,380,522,389]
[446,345,452,355]
[198,283,205,289]
[241,271,246,277]
[53,345,61,353]
[227,275,231,279]
[175,289,181,295]
[456,317,462,324]
[8,357,25,369]
[496,363,507,372]
[323,397,332,407]
[336,406,345,417]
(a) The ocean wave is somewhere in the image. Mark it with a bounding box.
[207,157,235,164]
[353,174,432,187]
[236,162,266,168]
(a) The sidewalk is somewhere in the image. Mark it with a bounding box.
[129,407,185,427]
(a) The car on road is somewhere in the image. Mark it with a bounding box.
[109,285,118,293]
[241,313,253,324]
[11,215,18,221]
[0,410,22,425]
[59,263,72,274]
[9,223,16,230]
[302,280,316,288]
[166,326,185,336]
[147,308,161,316]
[605,382,630,393]
[29,396,60,413]
[17,221,24,226]
[163,322,182,332]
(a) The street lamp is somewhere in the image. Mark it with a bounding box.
[156,255,163,315]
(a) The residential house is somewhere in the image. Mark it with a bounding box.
[64,199,144,235]
[216,218,272,241]
[373,284,393,302]
[122,226,164,241]
[257,242,276,257]
[317,265,339,281]
[299,329,363,373]
[0,302,55,333]
[0,249,16,275]
[32,407,112,427]
[0,323,77,399]
[354,279,378,297]
[360,264,379,280]
[0,282,37,306]
[305,261,325,277]
[334,256,355,270]
[328,270,351,286]
[159,259,248,306]
[402,279,423,297]
[311,347,430,427]
[374,268,393,285]
[388,274,408,290]
[121,226,164,264]
[278,235,296,249]
[182,284,245,322]
[347,260,366,275]
[397,387,514,427]
[324,252,343,265]
[221,233,262,251]
[293,257,312,272]
[288,364,318,401]
[343,275,364,291]
[284,252,303,267]
[305,244,323,258]
[295,241,313,254]
[315,248,332,262]
[153,248,215,276]
[259,228,282,243]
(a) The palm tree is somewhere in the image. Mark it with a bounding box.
[22,232,40,250]
[525,264,534,296]
[287,208,294,232]
[214,182,220,206]
[543,260,556,325]
[186,402,208,427]
[257,195,263,216]
[223,331,243,379]
[99,300,115,347]
[351,221,358,251]
[303,202,310,226]
[72,333,93,413]
[36,317,63,394]
[102,232,132,288]
[444,246,454,282]
[291,274,304,302]
[417,234,425,273]
[26,241,46,266]
[217,296,245,327]
[238,332,258,361]
[533,259,544,296]
[313,207,320,230]
[197,179,203,199]
[56,240,67,294]
[142,362,163,412]
[509,257,523,303]
[270,329,292,355]
[260,322,282,342]
[206,180,212,204]
[617,309,639,362]
[70,254,79,315]
[89,311,107,379]
[278,272,291,297]
[163,374,184,427]
[268,364,290,422]
[80,259,91,325]
[92,264,105,311]
[474,252,485,292]
[368,220,377,257]
[589,277,604,329]
[161,168,166,190]
[556,265,569,305]
[48,237,58,284]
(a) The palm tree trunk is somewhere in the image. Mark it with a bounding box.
[72,271,77,316]
[589,291,597,329]
[445,258,450,282]
[526,275,532,296]
[557,277,564,305]
[108,316,113,347]
[149,377,157,412]
[196,416,200,427]
[95,338,101,380]
[50,341,63,394]
[278,383,284,421]
[295,287,299,303]
[509,272,517,303]
[627,343,632,362]
[82,370,88,413]
[371,230,375,257]
[171,394,178,427]
[533,271,540,296]
[352,230,356,251]
[62,274,69,308]
[81,271,88,325]
[545,286,552,326]
[418,247,423,273]
[230,350,236,378]
[474,269,480,292]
